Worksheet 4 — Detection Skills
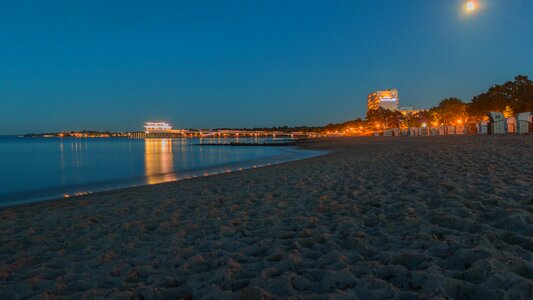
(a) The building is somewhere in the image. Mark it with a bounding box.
[144,122,172,133]
[367,89,399,112]
[398,106,423,116]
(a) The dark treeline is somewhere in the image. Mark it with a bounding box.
[215,119,365,134]
[367,74,533,129]
[229,75,532,133]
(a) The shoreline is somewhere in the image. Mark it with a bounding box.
[1,135,532,299]
[0,144,328,209]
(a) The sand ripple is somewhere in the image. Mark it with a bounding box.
[1,136,532,299]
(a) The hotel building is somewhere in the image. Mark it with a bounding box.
[398,106,423,116]
[367,89,399,112]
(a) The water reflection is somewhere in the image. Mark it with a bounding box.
[144,139,177,184]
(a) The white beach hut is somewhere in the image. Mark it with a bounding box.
[418,127,429,136]
[447,126,456,135]
[409,127,418,136]
[430,127,439,135]
[516,112,532,134]
[487,112,505,134]
[505,117,516,133]
[455,125,465,135]
[477,121,489,134]
[438,125,446,135]
[383,129,393,136]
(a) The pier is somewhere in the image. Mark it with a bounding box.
[128,122,319,139]
[129,130,316,139]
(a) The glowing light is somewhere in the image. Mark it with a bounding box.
[145,139,176,184]
[466,2,476,11]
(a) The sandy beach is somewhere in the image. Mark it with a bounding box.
[1,136,532,299]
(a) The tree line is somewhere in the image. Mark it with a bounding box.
[366,75,532,129]
[224,75,532,133]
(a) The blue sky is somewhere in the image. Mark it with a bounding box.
[1,0,532,134]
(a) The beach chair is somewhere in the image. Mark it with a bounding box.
[516,112,532,134]
[455,125,465,135]
[447,126,456,135]
[505,117,517,134]
[487,112,505,134]
[477,121,488,134]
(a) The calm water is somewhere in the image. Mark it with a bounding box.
[0,136,322,207]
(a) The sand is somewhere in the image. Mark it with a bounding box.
[1,135,532,299]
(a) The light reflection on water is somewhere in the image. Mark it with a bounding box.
[145,139,177,184]
[0,136,323,207]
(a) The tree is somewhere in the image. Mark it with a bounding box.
[509,75,533,113]
[366,107,403,129]
[467,75,533,120]
[430,98,468,125]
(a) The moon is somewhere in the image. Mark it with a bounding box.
[466,2,476,11]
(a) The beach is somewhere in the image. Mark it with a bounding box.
[1,136,532,299]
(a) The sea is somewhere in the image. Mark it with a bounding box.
[0,136,322,207]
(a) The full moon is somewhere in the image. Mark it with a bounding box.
[466,2,476,11]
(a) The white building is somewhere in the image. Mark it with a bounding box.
[144,122,172,133]
[367,89,399,112]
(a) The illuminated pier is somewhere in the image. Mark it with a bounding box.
[128,122,317,139]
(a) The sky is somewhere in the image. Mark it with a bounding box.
[0,0,532,134]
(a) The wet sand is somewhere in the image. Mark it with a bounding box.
[1,136,532,299]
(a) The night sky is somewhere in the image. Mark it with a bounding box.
[1,0,532,134]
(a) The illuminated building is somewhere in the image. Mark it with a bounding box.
[367,89,399,112]
[144,122,172,133]
[398,106,423,116]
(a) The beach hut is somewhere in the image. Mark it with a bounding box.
[430,127,439,135]
[477,121,489,134]
[383,129,393,136]
[505,117,517,133]
[374,131,380,136]
[401,128,409,136]
[447,126,456,135]
[418,127,429,136]
[409,127,418,136]
[516,112,532,134]
[392,128,400,136]
[465,122,477,134]
[438,125,446,135]
[487,112,505,134]
[455,125,465,135]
